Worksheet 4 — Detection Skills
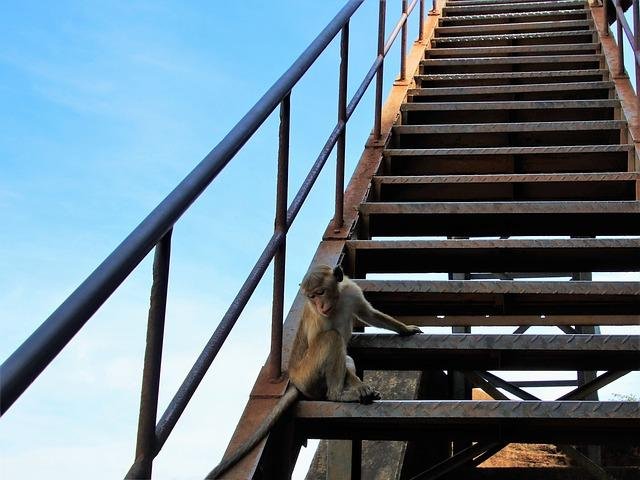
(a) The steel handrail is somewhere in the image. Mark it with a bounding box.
[0,0,429,477]
[603,0,640,95]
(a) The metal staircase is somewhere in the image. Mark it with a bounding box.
[2,1,638,479]
[229,0,640,478]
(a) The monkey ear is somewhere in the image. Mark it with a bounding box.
[333,266,344,282]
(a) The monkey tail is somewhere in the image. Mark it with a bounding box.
[206,385,299,479]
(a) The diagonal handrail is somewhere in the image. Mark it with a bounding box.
[1,0,429,478]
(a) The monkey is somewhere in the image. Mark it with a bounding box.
[207,264,421,479]
[289,264,421,403]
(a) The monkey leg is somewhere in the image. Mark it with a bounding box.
[344,355,380,404]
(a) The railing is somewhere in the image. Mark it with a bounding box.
[0,0,431,477]
[602,0,640,96]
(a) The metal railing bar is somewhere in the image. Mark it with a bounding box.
[384,0,419,56]
[0,0,365,417]
[268,95,290,381]
[400,0,409,81]
[125,230,172,479]
[334,24,350,229]
[374,0,387,139]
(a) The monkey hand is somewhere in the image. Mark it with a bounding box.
[400,325,422,336]
[357,383,381,404]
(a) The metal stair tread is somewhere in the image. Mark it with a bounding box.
[346,238,640,249]
[373,172,638,183]
[382,144,633,156]
[435,19,592,34]
[408,81,613,96]
[421,54,602,65]
[393,120,625,134]
[401,99,618,111]
[416,69,607,80]
[428,43,600,56]
[439,9,588,23]
[360,200,640,214]
[432,30,596,43]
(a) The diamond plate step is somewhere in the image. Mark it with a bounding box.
[401,99,617,111]
[443,0,587,15]
[447,0,574,5]
[344,238,640,275]
[436,20,592,36]
[295,401,640,443]
[393,120,625,134]
[381,145,633,175]
[439,9,588,26]
[432,30,596,46]
[427,43,599,58]
[408,82,613,97]
[416,70,608,88]
[358,201,640,237]
[353,279,640,315]
[371,172,637,201]
[348,334,640,370]
[421,54,603,66]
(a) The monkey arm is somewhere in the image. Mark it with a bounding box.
[355,300,421,335]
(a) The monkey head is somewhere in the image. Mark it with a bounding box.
[300,264,344,317]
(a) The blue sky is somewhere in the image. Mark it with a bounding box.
[1,2,638,479]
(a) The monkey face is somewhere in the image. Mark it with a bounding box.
[301,265,343,317]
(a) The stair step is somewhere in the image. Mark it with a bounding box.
[416,70,608,88]
[443,0,587,15]
[427,43,599,58]
[345,238,640,275]
[393,120,625,134]
[447,467,640,480]
[295,400,639,443]
[439,9,588,26]
[353,279,640,315]
[421,54,602,66]
[436,20,592,36]
[371,172,637,202]
[447,0,574,6]
[382,145,632,175]
[402,99,617,111]
[432,30,596,46]
[349,334,640,370]
[358,201,640,237]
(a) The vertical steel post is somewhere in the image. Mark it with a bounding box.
[268,94,290,381]
[618,8,625,76]
[419,0,425,42]
[603,0,610,36]
[335,24,349,230]
[400,0,408,82]
[126,230,172,479]
[430,0,438,15]
[374,0,386,139]
[634,0,639,93]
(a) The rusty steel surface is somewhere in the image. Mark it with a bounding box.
[347,238,640,248]
[443,0,586,14]
[374,172,638,183]
[360,200,640,214]
[421,53,602,65]
[435,19,593,34]
[355,279,640,295]
[440,9,588,23]
[386,314,640,326]
[409,81,612,96]
[383,144,633,155]
[348,333,640,370]
[402,99,617,111]
[428,43,600,56]
[294,400,640,443]
[416,69,607,79]
[394,120,624,134]
[432,29,596,43]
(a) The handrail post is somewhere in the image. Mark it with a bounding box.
[268,94,290,381]
[634,0,639,93]
[419,0,425,42]
[374,0,386,139]
[603,0,610,36]
[617,3,626,76]
[429,0,438,16]
[126,230,172,479]
[400,0,408,82]
[335,24,349,230]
